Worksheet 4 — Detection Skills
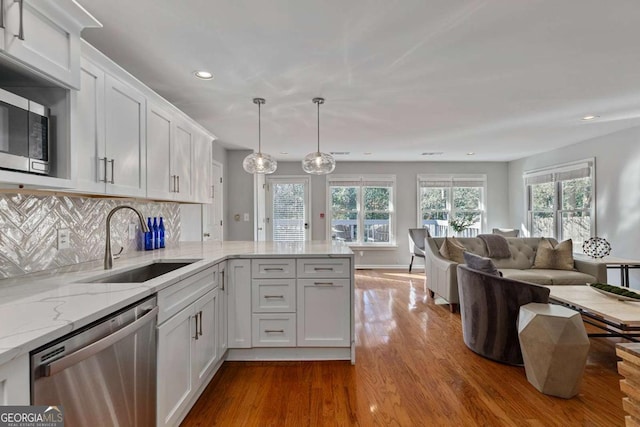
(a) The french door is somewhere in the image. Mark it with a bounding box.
[265,177,310,241]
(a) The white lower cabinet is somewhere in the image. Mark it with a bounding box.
[217,261,228,358]
[227,259,251,349]
[156,266,220,427]
[0,354,30,405]
[297,278,350,347]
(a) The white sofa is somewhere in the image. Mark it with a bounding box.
[424,236,607,312]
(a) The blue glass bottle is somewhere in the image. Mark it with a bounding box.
[159,217,166,248]
[145,217,154,250]
[153,217,159,249]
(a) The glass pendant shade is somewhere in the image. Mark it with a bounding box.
[302,151,335,174]
[243,152,277,174]
[243,97,277,174]
[302,97,335,175]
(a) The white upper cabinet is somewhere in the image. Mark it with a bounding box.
[74,56,146,197]
[172,121,193,201]
[1,0,101,89]
[146,103,174,200]
[192,131,213,204]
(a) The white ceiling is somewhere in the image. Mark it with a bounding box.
[79,0,640,162]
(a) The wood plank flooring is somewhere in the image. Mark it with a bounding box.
[181,270,625,426]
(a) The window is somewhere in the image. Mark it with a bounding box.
[327,175,395,245]
[524,160,594,252]
[417,175,486,237]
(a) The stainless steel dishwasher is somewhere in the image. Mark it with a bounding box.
[31,296,158,427]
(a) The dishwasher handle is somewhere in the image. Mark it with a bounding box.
[43,306,159,377]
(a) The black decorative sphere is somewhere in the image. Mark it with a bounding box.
[582,237,611,259]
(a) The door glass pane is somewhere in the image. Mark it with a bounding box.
[272,182,305,241]
[331,186,358,241]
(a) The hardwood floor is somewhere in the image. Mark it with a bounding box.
[181,270,625,426]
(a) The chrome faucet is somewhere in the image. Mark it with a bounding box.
[104,205,149,270]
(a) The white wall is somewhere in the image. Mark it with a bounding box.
[226,149,255,241]
[269,160,510,268]
[508,125,640,286]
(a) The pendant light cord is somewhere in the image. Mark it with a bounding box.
[317,100,320,153]
[258,100,262,154]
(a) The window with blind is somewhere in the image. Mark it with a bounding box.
[524,159,594,251]
[417,174,486,237]
[327,175,395,245]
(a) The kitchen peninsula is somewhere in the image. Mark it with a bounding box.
[0,240,354,425]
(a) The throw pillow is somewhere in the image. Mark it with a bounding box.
[463,251,502,276]
[439,237,466,264]
[492,228,520,237]
[532,238,575,270]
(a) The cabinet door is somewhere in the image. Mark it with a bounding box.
[105,75,146,197]
[172,122,193,201]
[146,103,173,200]
[0,354,30,405]
[194,288,218,383]
[227,259,251,348]
[218,261,228,357]
[297,279,351,347]
[74,58,106,193]
[157,306,196,427]
[192,132,212,203]
[2,0,93,88]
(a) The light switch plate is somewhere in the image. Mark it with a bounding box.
[57,228,71,250]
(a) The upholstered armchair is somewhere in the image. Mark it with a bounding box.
[456,264,550,365]
[408,228,428,272]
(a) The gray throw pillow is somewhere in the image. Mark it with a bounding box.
[463,251,502,276]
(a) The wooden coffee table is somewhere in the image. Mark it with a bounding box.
[546,285,640,341]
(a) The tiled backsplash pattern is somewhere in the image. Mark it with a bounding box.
[0,194,180,279]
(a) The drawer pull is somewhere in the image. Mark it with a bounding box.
[264,295,284,299]
[264,267,284,271]
[264,329,285,333]
[313,282,335,286]
[314,267,334,271]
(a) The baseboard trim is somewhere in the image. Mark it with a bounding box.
[355,264,424,271]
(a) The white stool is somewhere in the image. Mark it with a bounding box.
[518,303,590,399]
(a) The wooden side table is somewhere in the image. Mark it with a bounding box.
[616,343,640,426]
[518,303,590,398]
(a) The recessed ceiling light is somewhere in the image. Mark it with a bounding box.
[194,71,213,80]
[466,152,475,156]
[280,152,288,155]
[330,152,350,155]
[581,115,599,121]
[363,152,372,155]
[421,152,444,156]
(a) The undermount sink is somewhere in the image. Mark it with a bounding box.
[81,260,202,283]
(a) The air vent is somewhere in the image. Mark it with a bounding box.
[41,346,65,362]
[421,152,444,156]
[330,152,350,155]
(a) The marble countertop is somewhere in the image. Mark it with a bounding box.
[0,241,353,365]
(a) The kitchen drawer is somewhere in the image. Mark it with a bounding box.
[251,259,296,279]
[157,267,216,324]
[252,279,296,313]
[296,258,350,278]
[252,314,296,347]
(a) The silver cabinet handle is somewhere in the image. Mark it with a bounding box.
[264,295,284,299]
[44,307,158,376]
[99,157,108,182]
[264,329,284,333]
[314,267,334,271]
[177,175,180,193]
[1,0,5,29]
[313,282,335,286]
[221,270,225,291]
[193,314,199,340]
[198,310,203,336]
[211,185,215,199]
[16,0,24,40]
[264,267,284,271]
[108,159,115,184]
[203,233,211,237]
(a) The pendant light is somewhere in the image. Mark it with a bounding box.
[243,98,277,174]
[302,97,335,175]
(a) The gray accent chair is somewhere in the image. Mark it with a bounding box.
[457,264,550,365]
[408,228,428,272]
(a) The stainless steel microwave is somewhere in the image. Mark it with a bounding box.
[0,87,50,175]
